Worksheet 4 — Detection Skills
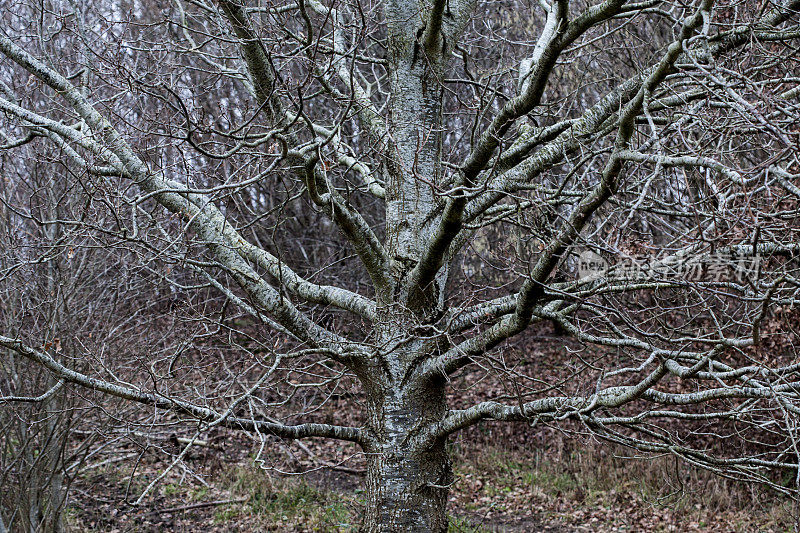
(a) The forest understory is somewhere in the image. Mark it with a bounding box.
[64,329,799,532]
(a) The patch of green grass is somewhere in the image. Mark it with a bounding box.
[521,469,577,496]
[190,486,209,501]
[163,483,181,497]
[461,447,579,499]
[448,515,491,532]
[213,506,241,523]
[219,465,359,531]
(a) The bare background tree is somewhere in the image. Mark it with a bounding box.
[1,0,800,530]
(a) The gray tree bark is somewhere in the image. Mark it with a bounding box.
[362,380,451,532]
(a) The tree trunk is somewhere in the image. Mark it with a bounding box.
[362,415,451,531]
[361,379,452,532]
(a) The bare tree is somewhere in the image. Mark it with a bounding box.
[0,98,180,531]
[1,0,800,530]
[0,156,77,533]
